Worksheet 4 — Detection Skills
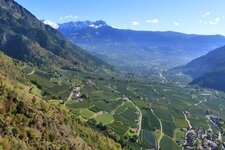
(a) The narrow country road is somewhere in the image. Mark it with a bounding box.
[151,109,163,150]
[184,114,192,129]
[129,100,143,136]
[183,114,192,150]
[111,99,124,115]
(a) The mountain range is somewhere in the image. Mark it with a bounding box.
[0,0,111,72]
[58,20,225,72]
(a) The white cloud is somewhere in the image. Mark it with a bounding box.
[43,20,59,29]
[60,15,78,21]
[209,17,221,25]
[202,12,211,17]
[131,21,140,26]
[173,22,180,26]
[146,19,159,24]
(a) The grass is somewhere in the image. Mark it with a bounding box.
[30,70,71,99]
[109,121,129,137]
[114,107,137,128]
[80,84,119,102]
[174,118,189,128]
[90,100,123,113]
[188,118,208,129]
[160,135,181,150]
[162,120,176,138]
[174,128,185,140]
[143,129,157,149]
[79,109,95,119]
[65,100,94,111]
[95,113,114,125]
[154,130,161,141]
[154,105,173,122]
[134,100,148,108]
[142,110,161,130]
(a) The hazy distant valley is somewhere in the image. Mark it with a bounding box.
[58,21,225,72]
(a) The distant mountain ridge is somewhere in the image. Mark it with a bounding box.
[181,45,225,92]
[0,0,111,72]
[183,45,225,78]
[59,20,225,72]
[59,20,108,31]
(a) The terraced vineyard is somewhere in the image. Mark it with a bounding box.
[25,68,225,149]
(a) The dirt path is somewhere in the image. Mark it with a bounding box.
[27,69,35,75]
[111,99,124,115]
[130,100,142,136]
[184,114,192,129]
[90,111,104,119]
[151,109,163,150]
[183,114,192,150]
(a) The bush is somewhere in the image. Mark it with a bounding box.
[27,128,41,141]
[40,100,49,112]
[0,137,11,150]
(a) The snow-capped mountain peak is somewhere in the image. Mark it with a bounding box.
[89,24,103,29]
[42,20,59,29]
[59,20,108,31]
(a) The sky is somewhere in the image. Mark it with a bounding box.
[15,0,225,35]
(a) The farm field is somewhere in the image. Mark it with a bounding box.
[160,135,181,150]
[28,69,71,99]
[95,113,114,125]
[29,68,225,149]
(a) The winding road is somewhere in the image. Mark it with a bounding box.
[184,114,192,129]
[151,109,163,150]
[131,100,143,136]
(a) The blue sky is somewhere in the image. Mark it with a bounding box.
[15,0,225,35]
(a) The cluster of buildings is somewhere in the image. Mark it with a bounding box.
[177,112,224,150]
[182,128,223,149]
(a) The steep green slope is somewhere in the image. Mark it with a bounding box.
[190,69,225,92]
[0,51,121,150]
[184,45,225,78]
[0,51,25,80]
[181,45,225,91]
[0,0,111,72]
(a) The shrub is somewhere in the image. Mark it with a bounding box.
[0,137,11,150]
